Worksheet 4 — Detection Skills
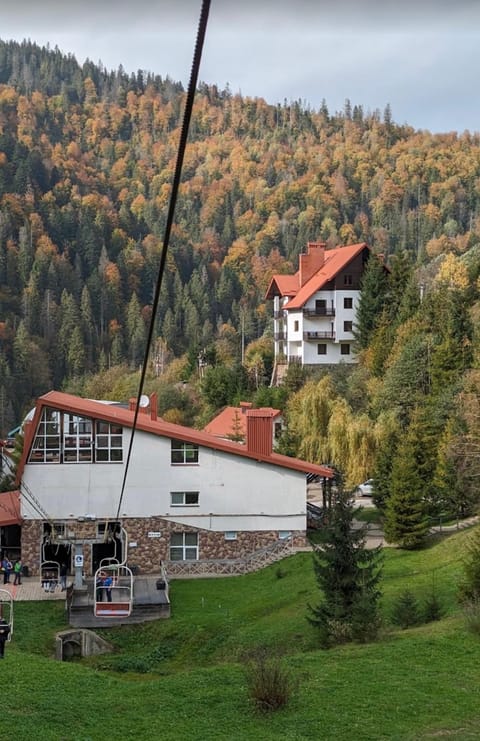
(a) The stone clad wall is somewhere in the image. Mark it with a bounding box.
[21,516,307,576]
[21,520,43,575]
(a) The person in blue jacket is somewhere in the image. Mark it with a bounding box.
[103,574,113,602]
[1,557,12,585]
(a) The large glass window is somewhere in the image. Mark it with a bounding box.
[63,414,93,462]
[29,408,61,463]
[170,492,199,506]
[95,422,123,462]
[169,532,198,561]
[29,409,123,464]
[171,439,199,464]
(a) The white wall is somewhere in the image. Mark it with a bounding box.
[285,289,359,365]
[21,430,307,532]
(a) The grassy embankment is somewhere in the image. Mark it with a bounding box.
[3,525,479,741]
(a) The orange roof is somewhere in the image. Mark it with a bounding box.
[265,273,300,300]
[19,391,332,479]
[0,490,21,526]
[265,243,369,305]
[204,405,281,440]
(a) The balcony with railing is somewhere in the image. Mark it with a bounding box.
[303,307,335,317]
[274,310,285,319]
[274,331,287,341]
[304,330,335,340]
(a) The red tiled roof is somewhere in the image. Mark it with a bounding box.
[265,274,300,300]
[19,391,332,479]
[203,405,281,439]
[265,243,369,305]
[0,490,21,525]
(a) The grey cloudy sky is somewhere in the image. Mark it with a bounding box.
[0,0,479,133]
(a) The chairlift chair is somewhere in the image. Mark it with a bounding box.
[40,560,61,592]
[94,563,133,618]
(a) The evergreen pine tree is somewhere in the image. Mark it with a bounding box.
[384,422,430,549]
[308,487,383,646]
[354,253,390,350]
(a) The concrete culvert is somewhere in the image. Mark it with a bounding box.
[56,629,112,661]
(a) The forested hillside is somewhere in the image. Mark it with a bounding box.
[0,37,480,457]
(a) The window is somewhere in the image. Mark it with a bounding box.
[95,421,123,462]
[43,522,66,540]
[169,532,198,561]
[171,439,199,464]
[97,521,120,538]
[29,409,123,464]
[29,408,61,463]
[343,274,353,286]
[344,297,353,309]
[64,414,93,462]
[294,320,299,332]
[279,531,292,540]
[343,321,353,332]
[170,491,199,506]
[341,344,351,355]
[317,343,327,355]
[224,531,237,540]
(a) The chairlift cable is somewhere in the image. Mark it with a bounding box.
[114,0,211,522]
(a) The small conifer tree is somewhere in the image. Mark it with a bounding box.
[391,590,420,629]
[308,483,383,647]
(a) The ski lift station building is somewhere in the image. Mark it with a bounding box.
[7,391,332,579]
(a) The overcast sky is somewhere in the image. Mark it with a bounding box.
[0,0,479,133]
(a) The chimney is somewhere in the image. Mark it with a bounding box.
[128,397,150,415]
[299,241,326,286]
[246,412,273,457]
[150,392,158,421]
[239,401,253,415]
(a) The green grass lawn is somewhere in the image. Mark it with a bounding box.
[4,526,480,741]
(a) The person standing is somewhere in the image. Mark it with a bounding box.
[13,558,22,586]
[103,574,113,602]
[0,618,10,658]
[95,572,105,602]
[2,556,12,584]
[60,562,68,591]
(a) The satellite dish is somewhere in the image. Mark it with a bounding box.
[139,394,150,408]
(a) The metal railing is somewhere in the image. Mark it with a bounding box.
[164,535,294,577]
[303,307,335,317]
[304,331,335,340]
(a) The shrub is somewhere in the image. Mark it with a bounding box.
[351,590,382,642]
[463,598,480,636]
[458,528,480,604]
[423,592,444,623]
[326,619,353,646]
[391,590,421,629]
[245,649,295,713]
